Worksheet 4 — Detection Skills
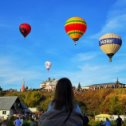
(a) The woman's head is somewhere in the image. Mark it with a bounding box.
[53,77,74,112]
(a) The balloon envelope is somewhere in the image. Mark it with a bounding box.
[99,33,122,62]
[45,61,52,71]
[19,23,31,37]
[64,16,87,44]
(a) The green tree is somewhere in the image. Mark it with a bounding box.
[0,86,2,91]
[109,96,123,114]
[22,91,41,107]
[77,82,81,91]
[37,95,52,112]
[25,86,28,90]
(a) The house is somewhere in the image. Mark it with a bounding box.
[81,86,90,90]
[95,114,113,121]
[29,107,39,113]
[83,78,126,90]
[40,78,58,91]
[95,114,126,121]
[0,96,29,119]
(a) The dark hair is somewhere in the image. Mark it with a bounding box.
[52,77,74,112]
[106,118,109,121]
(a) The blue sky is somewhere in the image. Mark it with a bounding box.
[0,0,126,90]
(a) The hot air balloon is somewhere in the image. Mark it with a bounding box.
[99,33,122,62]
[64,16,87,45]
[19,23,31,37]
[45,61,52,71]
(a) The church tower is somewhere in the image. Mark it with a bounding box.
[21,81,25,92]
[115,77,120,88]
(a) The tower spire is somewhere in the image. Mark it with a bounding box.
[21,80,25,92]
[116,77,119,84]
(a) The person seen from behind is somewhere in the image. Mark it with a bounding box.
[19,116,23,126]
[30,118,37,126]
[14,117,21,126]
[116,115,123,126]
[47,77,82,114]
[104,118,111,126]
[99,120,104,126]
[83,113,89,126]
[1,120,8,126]
[38,77,83,126]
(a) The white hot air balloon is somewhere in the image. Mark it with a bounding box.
[99,33,122,62]
[45,61,52,71]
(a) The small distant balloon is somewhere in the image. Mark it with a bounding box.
[64,16,87,45]
[99,33,122,62]
[45,61,52,71]
[19,23,31,37]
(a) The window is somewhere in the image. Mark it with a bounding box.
[2,111,6,115]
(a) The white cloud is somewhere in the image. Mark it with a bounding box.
[0,56,43,86]
[112,0,126,10]
[52,62,126,87]
[91,0,126,39]
[72,52,99,62]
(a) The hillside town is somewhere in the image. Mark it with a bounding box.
[0,78,126,124]
[40,78,126,91]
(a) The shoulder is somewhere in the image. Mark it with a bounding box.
[73,104,82,114]
[47,102,55,112]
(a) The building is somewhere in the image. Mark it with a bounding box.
[29,107,39,113]
[95,114,113,121]
[82,78,126,90]
[0,96,29,119]
[21,81,25,92]
[40,78,58,91]
[81,86,90,90]
[95,114,126,121]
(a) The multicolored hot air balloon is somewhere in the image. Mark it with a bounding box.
[19,23,31,37]
[45,61,52,71]
[64,16,87,44]
[99,33,122,62]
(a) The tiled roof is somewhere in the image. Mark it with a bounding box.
[89,82,125,87]
[0,96,18,110]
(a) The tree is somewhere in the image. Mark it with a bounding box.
[25,86,28,90]
[109,96,123,114]
[77,82,81,91]
[0,86,2,91]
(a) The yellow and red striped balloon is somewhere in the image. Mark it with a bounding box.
[64,16,87,44]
